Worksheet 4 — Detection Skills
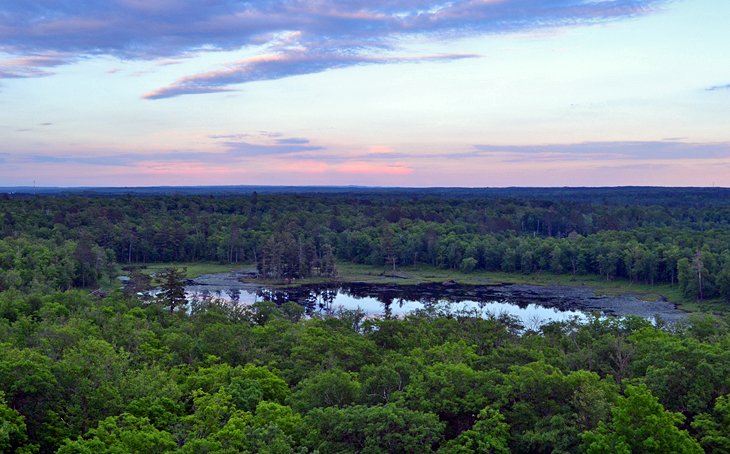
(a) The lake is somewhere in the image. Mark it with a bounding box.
[166,271,688,327]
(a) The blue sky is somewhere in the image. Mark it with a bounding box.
[1,0,729,187]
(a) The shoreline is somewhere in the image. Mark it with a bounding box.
[137,261,723,315]
[186,270,689,323]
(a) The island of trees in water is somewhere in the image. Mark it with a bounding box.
[1,186,730,452]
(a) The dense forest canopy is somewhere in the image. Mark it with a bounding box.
[2,187,730,299]
[2,290,729,453]
[2,187,730,452]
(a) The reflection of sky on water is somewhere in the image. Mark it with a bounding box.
[319,292,585,326]
[185,286,260,304]
[179,285,586,327]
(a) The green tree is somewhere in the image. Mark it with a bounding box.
[0,392,35,454]
[716,263,730,301]
[55,339,129,435]
[291,369,361,412]
[56,414,176,454]
[438,407,510,454]
[319,243,338,278]
[307,404,444,453]
[691,393,730,453]
[580,385,702,454]
[73,235,100,288]
[156,267,187,313]
[460,257,478,273]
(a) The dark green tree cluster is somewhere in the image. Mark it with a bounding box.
[257,231,337,281]
[2,288,729,452]
[0,237,114,292]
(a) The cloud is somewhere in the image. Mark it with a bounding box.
[0,1,670,58]
[208,132,282,140]
[706,84,730,91]
[1,1,670,91]
[143,51,477,99]
[368,145,394,154]
[223,140,324,156]
[2,133,326,167]
[19,151,216,167]
[337,162,413,175]
[275,137,310,145]
[210,132,325,156]
[0,52,74,78]
[279,160,414,176]
[472,141,730,161]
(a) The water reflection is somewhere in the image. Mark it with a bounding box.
[177,283,586,326]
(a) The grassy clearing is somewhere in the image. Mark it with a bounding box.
[305,262,677,297]
[286,262,722,314]
[130,262,254,279]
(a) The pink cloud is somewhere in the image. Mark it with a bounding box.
[135,160,236,176]
[368,145,394,154]
[278,159,413,176]
[337,162,413,175]
[279,160,330,174]
[0,52,73,78]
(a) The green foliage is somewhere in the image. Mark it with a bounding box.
[403,361,502,436]
[438,407,510,454]
[54,338,130,437]
[580,384,702,453]
[155,267,187,314]
[500,362,618,453]
[307,403,445,453]
[628,327,730,414]
[56,413,176,454]
[691,393,730,453]
[0,279,729,452]
[182,363,289,412]
[0,392,36,453]
[460,257,478,273]
[291,369,362,412]
[0,344,57,400]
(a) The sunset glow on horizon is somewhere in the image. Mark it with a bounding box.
[1,0,729,187]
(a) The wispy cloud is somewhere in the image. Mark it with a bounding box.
[2,133,326,166]
[706,83,730,91]
[223,140,324,156]
[143,51,477,99]
[278,160,414,176]
[0,52,74,78]
[275,137,310,145]
[208,131,283,140]
[210,132,325,156]
[472,141,730,161]
[17,151,216,167]
[1,0,671,94]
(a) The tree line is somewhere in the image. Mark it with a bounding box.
[2,191,730,299]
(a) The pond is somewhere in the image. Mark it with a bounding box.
[170,271,688,327]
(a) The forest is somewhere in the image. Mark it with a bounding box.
[2,188,730,299]
[2,187,730,452]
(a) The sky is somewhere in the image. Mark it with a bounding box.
[1,0,729,187]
